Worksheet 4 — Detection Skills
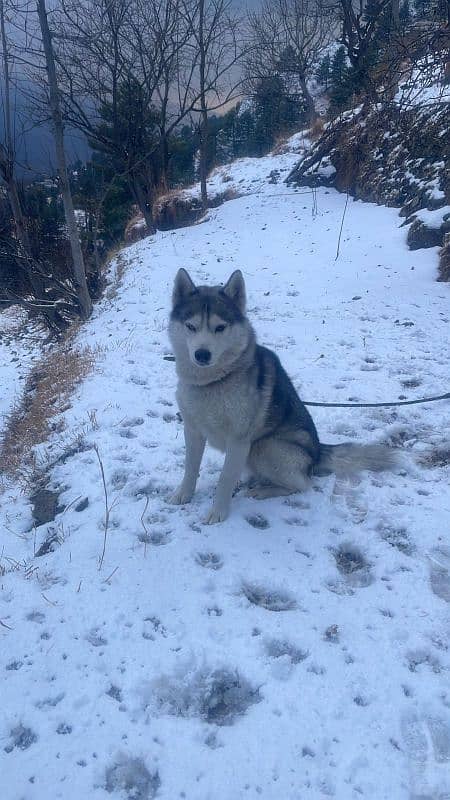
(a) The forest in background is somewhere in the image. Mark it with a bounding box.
[0,0,448,330]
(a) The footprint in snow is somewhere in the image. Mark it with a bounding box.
[121,416,144,427]
[4,725,37,753]
[245,513,270,530]
[241,581,297,611]
[86,628,108,647]
[148,666,261,726]
[264,638,308,664]
[142,616,167,640]
[330,543,373,589]
[26,611,45,624]
[106,685,123,702]
[428,547,450,604]
[378,522,416,556]
[195,552,223,570]
[406,649,441,674]
[118,428,137,439]
[401,711,450,798]
[138,530,172,546]
[105,754,160,800]
[332,477,368,524]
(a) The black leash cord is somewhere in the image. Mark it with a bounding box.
[301,393,450,408]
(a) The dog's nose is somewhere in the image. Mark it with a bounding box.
[195,348,211,365]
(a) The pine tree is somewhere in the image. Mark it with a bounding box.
[329,47,354,113]
[316,54,331,90]
[399,0,411,29]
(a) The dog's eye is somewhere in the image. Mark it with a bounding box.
[215,324,227,333]
[185,322,196,332]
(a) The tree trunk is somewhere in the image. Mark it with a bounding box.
[6,177,60,324]
[130,176,156,233]
[299,76,317,125]
[198,0,208,211]
[36,0,92,320]
[159,132,170,193]
[0,0,63,328]
[199,109,209,211]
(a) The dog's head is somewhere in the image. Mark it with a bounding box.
[169,269,252,380]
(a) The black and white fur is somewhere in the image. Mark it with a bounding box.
[168,268,396,524]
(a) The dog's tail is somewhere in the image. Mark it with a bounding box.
[314,442,399,477]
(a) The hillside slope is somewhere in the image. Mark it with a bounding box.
[1,146,450,800]
[288,66,450,279]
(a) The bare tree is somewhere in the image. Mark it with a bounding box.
[36,0,92,319]
[246,0,334,124]
[337,0,392,93]
[55,0,244,218]
[181,0,244,209]
[0,0,76,327]
[55,0,182,230]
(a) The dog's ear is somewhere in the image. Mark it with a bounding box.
[172,268,196,307]
[222,270,246,313]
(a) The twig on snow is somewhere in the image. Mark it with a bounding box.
[335,192,349,261]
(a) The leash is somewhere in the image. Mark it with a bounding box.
[162,357,449,409]
[302,393,450,408]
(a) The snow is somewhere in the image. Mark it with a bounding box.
[0,307,42,440]
[395,57,450,109]
[415,205,450,229]
[1,145,450,800]
[182,130,312,204]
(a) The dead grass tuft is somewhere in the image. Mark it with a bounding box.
[309,117,325,141]
[0,334,96,484]
[104,252,130,302]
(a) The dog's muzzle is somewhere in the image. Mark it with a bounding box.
[194,348,211,366]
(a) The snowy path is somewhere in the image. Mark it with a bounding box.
[1,157,450,800]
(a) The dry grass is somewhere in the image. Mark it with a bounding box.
[104,251,130,303]
[309,117,326,141]
[271,131,295,155]
[0,333,96,484]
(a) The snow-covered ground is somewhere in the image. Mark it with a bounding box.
[172,130,312,206]
[0,307,42,442]
[395,55,450,109]
[1,147,450,800]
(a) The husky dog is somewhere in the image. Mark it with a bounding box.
[168,268,396,524]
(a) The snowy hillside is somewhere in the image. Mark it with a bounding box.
[1,143,450,800]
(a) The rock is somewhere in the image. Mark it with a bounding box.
[75,497,89,512]
[438,233,450,282]
[153,192,203,231]
[35,528,60,557]
[153,188,238,232]
[407,218,449,250]
[124,214,150,243]
[31,488,61,527]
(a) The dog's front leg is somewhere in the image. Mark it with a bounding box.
[204,439,250,525]
[170,423,206,505]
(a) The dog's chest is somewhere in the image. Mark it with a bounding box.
[177,378,257,450]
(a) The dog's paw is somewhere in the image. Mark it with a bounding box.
[203,505,229,525]
[168,485,194,505]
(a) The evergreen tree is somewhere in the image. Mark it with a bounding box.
[316,53,331,89]
[329,47,354,113]
[399,0,411,28]
[167,126,196,187]
[413,0,434,18]
[233,107,257,158]
[252,75,304,155]
[89,78,162,231]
